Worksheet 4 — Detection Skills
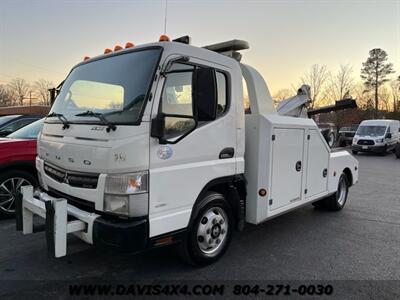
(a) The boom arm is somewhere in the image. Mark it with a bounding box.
[276,85,311,118]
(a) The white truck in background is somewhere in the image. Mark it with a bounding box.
[16,36,358,266]
[352,119,400,155]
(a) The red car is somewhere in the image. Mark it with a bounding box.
[0,119,44,216]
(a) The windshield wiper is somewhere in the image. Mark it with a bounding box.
[46,112,70,130]
[75,110,117,132]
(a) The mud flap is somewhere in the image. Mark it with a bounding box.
[228,185,245,231]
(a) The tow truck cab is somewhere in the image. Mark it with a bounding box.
[19,37,358,265]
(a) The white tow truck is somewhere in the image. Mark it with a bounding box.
[16,36,358,265]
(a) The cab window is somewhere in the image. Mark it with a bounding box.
[160,63,229,139]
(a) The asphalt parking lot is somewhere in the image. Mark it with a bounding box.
[0,151,399,299]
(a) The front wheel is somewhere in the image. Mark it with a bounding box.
[380,145,387,156]
[179,192,233,266]
[352,150,358,155]
[313,173,349,211]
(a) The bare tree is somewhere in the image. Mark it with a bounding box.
[272,88,292,107]
[300,64,328,108]
[378,86,391,112]
[34,79,54,105]
[7,78,30,106]
[325,64,354,104]
[361,48,394,118]
[0,84,14,107]
[353,83,372,110]
[390,79,400,112]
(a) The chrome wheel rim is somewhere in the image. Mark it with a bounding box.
[337,178,347,206]
[0,177,31,213]
[196,207,228,257]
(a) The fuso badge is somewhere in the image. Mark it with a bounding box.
[157,146,173,160]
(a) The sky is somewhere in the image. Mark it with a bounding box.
[0,0,399,96]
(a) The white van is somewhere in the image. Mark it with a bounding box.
[352,119,400,155]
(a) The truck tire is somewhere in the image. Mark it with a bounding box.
[313,173,349,211]
[0,170,38,216]
[352,150,358,155]
[179,192,233,266]
[396,144,400,159]
[327,132,335,148]
[380,145,387,156]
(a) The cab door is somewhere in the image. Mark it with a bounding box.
[148,60,237,238]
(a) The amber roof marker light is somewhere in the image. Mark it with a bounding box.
[114,45,123,51]
[104,48,112,54]
[83,56,90,61]
[159,35,170,42]
[125,42,135,49]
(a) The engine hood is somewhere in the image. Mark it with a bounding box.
[355,135,383,140]
[38,122,150,174]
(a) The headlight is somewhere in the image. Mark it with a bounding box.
[375,138,384,143]
[104,171,149,217]
[353,138,358,144]
[105,171,148,194]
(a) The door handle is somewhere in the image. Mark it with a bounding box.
[219,147,234,159]
[295,161,302,172]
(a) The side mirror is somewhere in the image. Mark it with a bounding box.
[151,114,196,144]
[150,115,165,140]
[386,132,392,139]
[48,88,56,105]
[193,68,217,122]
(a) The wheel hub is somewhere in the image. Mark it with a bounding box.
[196,207,228,256]
[211,224,221,238]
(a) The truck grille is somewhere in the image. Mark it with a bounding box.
[344,133,355,137]
[357,139,374,145]
[47,188,96,213]
[44,163,99,189]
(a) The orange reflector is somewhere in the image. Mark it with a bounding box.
[104,48,112,54]
[154,236,173,247]
[125,42,134,48]
[83,56,90,61]
[159,34,170,42]
[114,45,123,51]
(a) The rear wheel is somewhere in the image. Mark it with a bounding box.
[396,144,400,159]
[0,170,38,216]
[313,173,349,211]
[179,192,233,266]
[327,132,335,148]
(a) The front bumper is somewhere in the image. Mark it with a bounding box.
[16,186,148,258]
[93,217,148,252]
[352,144,386,153]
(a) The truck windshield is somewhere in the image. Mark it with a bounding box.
[49,48,162,125]
[356,125,386,137]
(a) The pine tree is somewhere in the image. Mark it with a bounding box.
[361,49,394,118]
